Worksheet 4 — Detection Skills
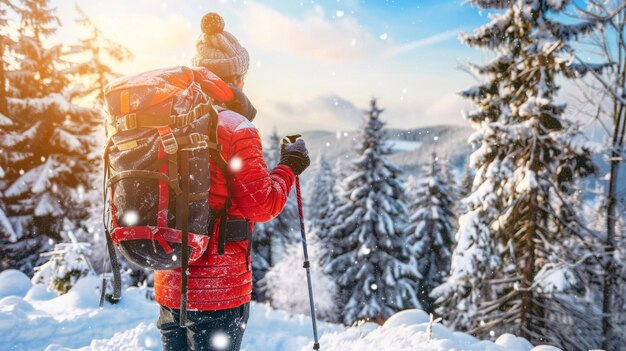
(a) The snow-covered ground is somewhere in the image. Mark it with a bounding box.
[0,269,561,351]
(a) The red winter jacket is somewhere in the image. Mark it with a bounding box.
[154,109,295,311]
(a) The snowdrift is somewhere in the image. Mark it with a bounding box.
[0,270,561,351]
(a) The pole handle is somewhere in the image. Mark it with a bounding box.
[280,134,301,145]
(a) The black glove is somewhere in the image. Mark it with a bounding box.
[279,139,311,176]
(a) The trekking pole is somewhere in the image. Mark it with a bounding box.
[281,135,321,351]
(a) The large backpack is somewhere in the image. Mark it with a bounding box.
[101,66,239,324]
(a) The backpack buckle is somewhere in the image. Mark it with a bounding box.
[174,114,187,128]
[188,133,208,148]
[157,127,178,154]
[117,113,137,131]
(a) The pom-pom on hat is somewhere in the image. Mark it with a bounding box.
[192,13,249,78]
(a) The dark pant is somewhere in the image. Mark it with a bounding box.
[156,303,250,351]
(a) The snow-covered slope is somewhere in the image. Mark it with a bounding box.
[0,270,561,351]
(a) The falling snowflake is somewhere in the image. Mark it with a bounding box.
[229,156,243,172]
[123,211,139,226]
[211,331,230,349]
[77,185,85,200]
[379,33,388,40]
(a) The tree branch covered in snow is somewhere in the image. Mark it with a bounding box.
[436,1,602,349]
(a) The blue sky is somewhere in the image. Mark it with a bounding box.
[51,0,495,135]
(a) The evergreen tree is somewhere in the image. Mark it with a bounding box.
[260,233,337,321]
[308,155,338,239]
[405,153,456,314]
[442,156,461,222]
[0,0,99,275]
[324,99,419,325]
[72,5,137,281]
[0,0,16,252]
[251,128,298,301]
[306,155,343,322]
[318,158,348,276]
[459,163,474,200]
[0,0,15,117]
[405,174,419,195]
[31,231,94,294]
[458,157,476,219]
[433,1,599,349]
[73,4,132,103]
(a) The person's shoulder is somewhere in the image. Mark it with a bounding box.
[218,109,257,134]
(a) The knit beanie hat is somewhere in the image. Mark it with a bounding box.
[192,13,250,78]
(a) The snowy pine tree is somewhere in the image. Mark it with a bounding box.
[304,155,343,322]
[251,128,298,301]
[318,158,348,277]
[324,99,418,325]
[0,0,16,249]
[459,160,475,200]
[71,5,141,283]
[260,233,337,321]
[405,174,419,195]
[433,1,600,349]
[74,4,132,103]
[442,157,461,221]
[31,231,94,294]
[308,155,338,239]
[405,153,456,314]
[0,0,100,275]
[0,0,15,117]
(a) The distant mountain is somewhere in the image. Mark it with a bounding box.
[292,124,624,214]
[291,124,473,201]
[299,124,473,176]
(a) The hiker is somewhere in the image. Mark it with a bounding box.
[152,13,311,351]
